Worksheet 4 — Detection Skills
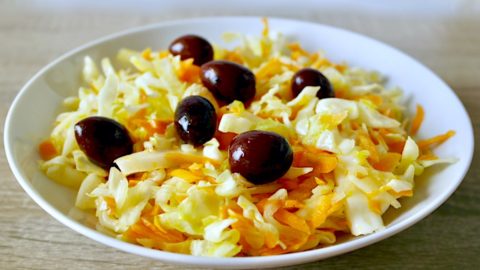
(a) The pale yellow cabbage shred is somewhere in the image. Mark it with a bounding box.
[39,21,453,257]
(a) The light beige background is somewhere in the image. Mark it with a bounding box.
[1,0,479,269]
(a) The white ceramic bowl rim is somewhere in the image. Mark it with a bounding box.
[4,16,475,269]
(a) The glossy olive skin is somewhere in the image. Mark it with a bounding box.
[200,60,256,104]
[169,35,214,66]
[229,130,293,185]
[74,116,133,169]
[174,95,217,146]
[291,68,334,99]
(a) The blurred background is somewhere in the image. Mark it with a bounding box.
[1,0,479,269]
[3,0,479,94]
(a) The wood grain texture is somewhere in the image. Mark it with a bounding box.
[1,1,479,269]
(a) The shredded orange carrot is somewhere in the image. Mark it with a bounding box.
[277,178,299,191]
[334,63,348,73]
[388,140,406,154]
[361,94,383,106]
[410,104,425,135]
[278,227,309,251]
[310,156,338,175]
[38,139,58,160]
[227,201,244,214]
[357,132,380,163]
[218,105,230,116]
[146,120,169,136]
[127,108,147,126]
[164,152,221,166]
[141,218,185,242]
[261,17,269,37]
[315,177,327,185]
[255,198,268,214]
[140,200,157,216]
[369,200,382,214]
[129,223,148,237]
[188,163,203,171]
[288,177,318,201]
[139,89,148,103]
[293,150,338,175]
[130,219,180,243]
[130,219,165,242]
[228,212,255,249]
[417,130,456,150]
[371,130,390,150]
[178,59,201,83]
[347,122,359,131]
[264,199,310,251]
[299,176,319,190]
[378,129,406,153]
[257,245,289,256]
[304,53,334,69]
[229,210,265,252]
[287,43,309,55]
[224,50,244,64]
[158,50,169,58]
[255,58,283,80]
[128,172,148,182]
[168,168,202,182]
[263,230,279,249]
[127,108,170,138]
[310,59,327,70]
[251,193,274,203]
[418,152,438,161]
[310,194,333,228]
[333,87,348,99]
[128,179,140,187]
[219,205,229,219]
[260,19,272,58]
[274,209,310,234]
[148,204,161,216]
[371,152,402,172]
[311,55,334,69]
[141,48,152,60]
[144,218,168,235]
[123,227,143,242]
[283,199,305,209]
[309,52,319,64]
[288,42,310,60]
[384,107,398,118]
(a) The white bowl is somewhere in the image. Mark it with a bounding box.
[4,17,474,269]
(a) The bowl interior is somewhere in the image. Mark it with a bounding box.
[4,17,474,268]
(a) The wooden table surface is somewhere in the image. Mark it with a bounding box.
[1,1,479,269]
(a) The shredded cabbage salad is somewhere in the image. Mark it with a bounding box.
[39,20,456,257]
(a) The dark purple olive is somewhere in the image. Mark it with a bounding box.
[200,60,256,104]
[74,116,133,170]
[229,130,293,185]
[174,95,217,146]
[169,35,214,66]
[291,68,334,99]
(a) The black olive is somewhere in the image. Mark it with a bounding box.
[174,95,217,146]
[229,130,293,185]
[169,35,214,66]
[200,60,256,104]
[291,68,334,99]
[74,116,133,169]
